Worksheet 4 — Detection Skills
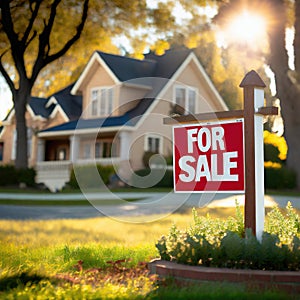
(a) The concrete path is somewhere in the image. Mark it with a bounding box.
[0,191,299,221]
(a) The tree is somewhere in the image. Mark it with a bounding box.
[214,0,300,189]
[0,0,89,169]
[0,0,176,169]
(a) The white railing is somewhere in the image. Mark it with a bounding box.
[35,158,122,192]
[36,161,72,192]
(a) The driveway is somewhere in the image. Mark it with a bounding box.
[0,191,299,221]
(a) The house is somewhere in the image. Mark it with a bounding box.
[0,47,228,191]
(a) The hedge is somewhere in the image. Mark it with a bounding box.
[0,165,36,187]
[68,164,115,189]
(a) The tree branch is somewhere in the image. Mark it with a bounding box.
[31,0,89,82]
[0,0,27,79]
[21,0,41,46]
[31,0,62,81]
[46,0,89,64]
[0,51,16,98]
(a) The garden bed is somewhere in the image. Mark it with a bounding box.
[149,259,300,294]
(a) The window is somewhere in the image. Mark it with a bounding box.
[174,86,197,114]
[11,128,33,160]
[90,87,114,117]
[145,135,162,153]
[83,143,91,159]
[27,128,32,158]
[0,142,3,161]
[95,140,117,158]
[91,90,99,116]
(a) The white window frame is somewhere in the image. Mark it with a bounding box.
[90,86,114,117]
[91,89,99,116]
[144,134,163,154]
[174,85,198,114]
[83,143,92,159]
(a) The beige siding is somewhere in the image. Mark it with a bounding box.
[118,85,149,115]
[0,108,69,167]
[79,62,117,118]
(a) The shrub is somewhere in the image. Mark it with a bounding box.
[156,203,300,271]
[264,164,297,189]
[69,164,115,189]
[0,165,36,186]
[0,165,18,186]
[131,168,173,188]
[264,130,287,161]
[17,168,36,187]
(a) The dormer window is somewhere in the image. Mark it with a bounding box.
[174,85,197,115]
[91,87,114,117]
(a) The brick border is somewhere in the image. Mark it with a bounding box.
[148,259,300,294]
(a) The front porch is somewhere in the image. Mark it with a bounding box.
[36,130,131,192]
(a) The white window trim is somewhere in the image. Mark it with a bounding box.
[173,84,198,114]
[144,133,163,154]
[90,86,114,118]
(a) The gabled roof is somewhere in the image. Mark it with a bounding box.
[98,52,156,81]
[50,84,82,120]
[29,97,50,118]
[71,47,193,94]
[40,47,228,135]
[1,83,82,123]
[40,97,155,134]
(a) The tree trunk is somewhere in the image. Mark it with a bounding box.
[14,88,30,170]
[267,0,300,189]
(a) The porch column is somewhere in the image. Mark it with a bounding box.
[119,131,131,160]
[37,139,45,162]
[70,135,80,162]
[118,131,132,182]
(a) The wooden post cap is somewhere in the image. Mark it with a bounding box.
[239,70,266,88]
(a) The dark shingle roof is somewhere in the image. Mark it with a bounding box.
[41,48,193,134]
[98,52,156,81]
[98,47,192,82]
[29,97,50,118]
[41,97,155,133]
[51,84,82,120]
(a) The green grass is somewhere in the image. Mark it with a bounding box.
[0,208,296,299]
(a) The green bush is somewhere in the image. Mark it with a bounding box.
[17,168,36,187]
[156,203,300,271]
[0,165,18,186]
[69,164,115,189]
[264,165,297,189]
[264,143,281,163]
[131,168,173,188]
[0,165,36,186]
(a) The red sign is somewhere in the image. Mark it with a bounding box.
[173,119,244,192]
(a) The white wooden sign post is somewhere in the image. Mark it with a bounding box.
[164,70,278,240]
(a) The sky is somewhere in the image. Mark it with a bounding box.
[0,75,12,121]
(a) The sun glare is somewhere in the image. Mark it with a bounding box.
[222,11,267,48]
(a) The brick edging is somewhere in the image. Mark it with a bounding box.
[148,259,300,294]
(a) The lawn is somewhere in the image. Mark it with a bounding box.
[0,207,297,299]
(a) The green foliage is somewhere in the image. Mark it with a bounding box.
[131,169,173,188]
[0,165,18,186]
[0,165,36,186]
[156,203,300,271]
[265,165,297,189]
[68,164,114,189]
[264,143,281,163]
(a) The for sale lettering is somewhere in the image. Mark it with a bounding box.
[180,126,238,182]
[173,120,244,192]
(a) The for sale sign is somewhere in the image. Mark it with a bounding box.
[173,119,244,193]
